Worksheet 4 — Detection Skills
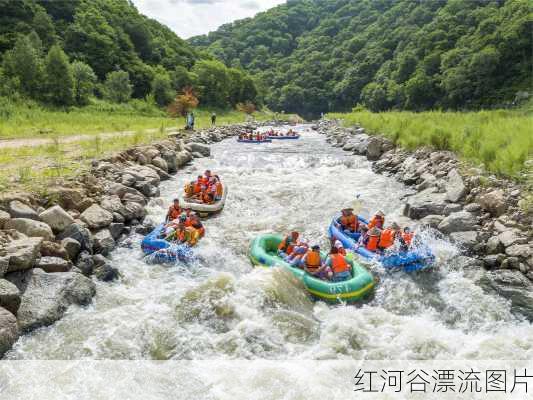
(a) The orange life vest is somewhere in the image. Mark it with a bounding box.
[184,183,194,197]
[340,214,358,231]
[378,228,396,249]
[278,237,294,254]
[194,225,205,238]
[215,182,223,197]
[402,232,413,246]
[202,191,213,204]
[168,206,182,221]
[193,182,202,194]
[366,234,380,252]
[184,218,193,227]
[368,215,384,230]
[305,250,322,272]
[330,253,350,274]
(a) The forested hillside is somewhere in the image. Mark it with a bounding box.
[0,0,258,108]
[191,0,532,116]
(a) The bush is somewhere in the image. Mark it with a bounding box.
[167,87,199,117]
[151,71,174,107]
[236,101,256,114]
[104,70,132,103]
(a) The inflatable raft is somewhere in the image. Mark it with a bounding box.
[267,134,300,140]
[181,184,228,218]
[141,224,195,264]
[328,217,434,272]
[237,138,272,144]
[249,234,374,303]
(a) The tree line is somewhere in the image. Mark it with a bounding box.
[191,0,531,117]
[0,0,259,109]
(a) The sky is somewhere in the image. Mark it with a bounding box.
[132,0,286,39]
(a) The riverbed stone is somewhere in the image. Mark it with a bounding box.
[188,142,211,157]
[477,189,507,217]
[93,229,116,256]
[121,202,146,221]
[75,251,94,276]
[497,230,526,248]
[100,195,126,215]
[8,200,39,220]
[4,218,54,241]
[0,307,18,357]
[437,211,477,233]
[505,244,531,258]
[175,150,193,168]
[94,263,119,282]
[121,174,136,187]
[0,279,21,315]
[151,156,168,172]
[449,231,479,252]
[61,238,81,261]
[56,223,93,253]
[81,204,113,229]
[0,257,8,277]
[4,237,43,272]
[483,254,505,269]
[40,241,69,260]
[6,269,96,332]
[443,203,462,215]
[464,203,482,213]
[36,256,72,273]
[48,187,87,212]
[0,210,11,228]
[122,192,146,205]
[108,223,125,240]
[123,165,160,186]
[445,169,467,202]
[38,205,74,233]
[418,214,445,228]
[366,137,384,160]
[403,188,448,219]
[486,236,504,254]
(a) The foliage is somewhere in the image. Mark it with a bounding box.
[329,108,533,178]
[151,69,174,107]
[72,60,96,105]
[236,101,256,114]
[104,70,132,103]
[43,44,74,106]
[167,87,199,117]
[192,0,532,117]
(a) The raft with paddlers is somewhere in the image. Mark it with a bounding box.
[249,234,375,303]
[181,183,228,218]
[237,138,272,143]
[328,216,434,272]
[141,224,196,264]
[267,134,300,140]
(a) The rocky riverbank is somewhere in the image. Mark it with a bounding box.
[314,119,533,313]
[0,121,282,357]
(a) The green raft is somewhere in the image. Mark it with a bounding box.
[249,234,375,303]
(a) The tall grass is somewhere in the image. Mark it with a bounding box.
[328,109,533,178]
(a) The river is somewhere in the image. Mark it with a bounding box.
[3,125,533,395]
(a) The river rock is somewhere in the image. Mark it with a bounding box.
[123,165,160,186]
[449,231,479,252]
[144,147,160,162]
[481,269,533,321]
[151,156,168,172]
[497,230,526,248]
[146,164,171,181]
[100,195,126,215]
[94,263,119,282]
[93,229,115,256]
[0,279,21,315]
[486,236,504,254]
[505,244,531,258]
[36,256,72,273]
[6,269,96,332]
[48,187,87,212]
[122,202,146,221]
[418,214,445,228]
[443,203,462,215]
[61,238,81,260]
[366,137,384,160]
[113,212,125,223]
[56,223,93,253]
[108,223,125,240]
[4,237,43,272]
[122,192,146,205]
[75,251,94,276]
[403,188,448,219]
[0,257,8,277]
[121,174,136,187]
[445,169,467,202]
[5,218,54,241]
[0,210,11,228]
[464,203,482,213]
[38,205,74,233]
[134,180,159,197]
[7,200,39,220]
[477,189,507,217]
[0,307,18,357]
[188,142,211,157]
[437,211,477,233]
[483,254,505,269]
[160,150,177,173]
[81,204,113,229]
[40,241,69,260]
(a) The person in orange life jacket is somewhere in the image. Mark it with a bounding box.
[166,199,182,222]
[191,215,205,238]
[399,227,414,251]
[213,176,223,201]
[340,208,359,233]
[378,222,400,250]
[278,231,299,256]
[325,247,352,282]
[333,239,346,256]
[302,245,328,278]
[165,221,186,242]
[365,227,382,252]
[368,211,385,230]
[202,191,214,204]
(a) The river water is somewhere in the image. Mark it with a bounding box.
[5,126,533,369]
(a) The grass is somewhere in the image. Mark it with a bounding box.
[328,108,533,179]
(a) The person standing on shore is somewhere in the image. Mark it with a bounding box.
[211,112,217,126]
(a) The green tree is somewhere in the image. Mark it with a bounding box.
[171,66,196,92]
[2,35,43,98]
[72,60,96,105]
[104,69,132,103]
[192,60,230,107]
[44,44,74,105]
[33,8,56,49]
[151,70,174,107]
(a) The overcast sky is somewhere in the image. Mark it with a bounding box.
[132,0,286,39]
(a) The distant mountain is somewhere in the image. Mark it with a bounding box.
[190,0,532,116]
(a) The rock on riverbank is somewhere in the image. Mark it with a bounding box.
[0,121,284,357]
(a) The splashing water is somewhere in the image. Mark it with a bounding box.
[6,125,533,363]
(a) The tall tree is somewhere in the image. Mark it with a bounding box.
[2,35,43,98]
[44,44,74,105]
[72,60,96,105]
[104,69,132,103]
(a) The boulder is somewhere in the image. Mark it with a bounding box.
[483,254,505,269]
[0,210,11,228]
[61,238,81,261]
[505,244,531,258]
[0,307,18,357]
[108,223,125,240]
[445,169,467,202]
[123,165,160,186]
[403,188,448,219]
[418,214,445,228]
[443,203,462,215]
[48,187,87,211]
[160,150,178,173]
[437,211,477,233]
[121,174,136,187]
[75,251,94,276]
[4,238,43,272]
[100,195,126,215]
[121,202,146,221]
[4,218,54,241]
[80,204,113,229]
[476,189,507,217]
[93,229,116,256]
[175,150,193,168]
[122,192,146,205]
[40,241,69,260]
[134,180,159,198]
[106,182,144,199]
[6,269,96,332]
[113,212,125,223]
[0,257,8,277]
[0,279,21,315]
[449,231,479,252]
[366,137,384,160]
[464,203,482,214]
[36,256,72,273]
[151,156,168,172]
[497,230,527,248]
[486,236,504,255]
[38,205,74,233]
[94,263,119,282]
[7,200,39,220]
[56,223,93,253]
[188,142,211,157]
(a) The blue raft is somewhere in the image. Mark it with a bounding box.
[328,217,434,272]
[141,224,195,264]
[237,138,272,144]
[267,135,300,140]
